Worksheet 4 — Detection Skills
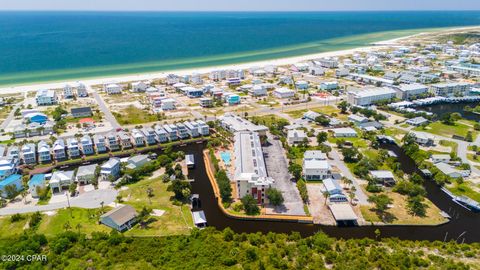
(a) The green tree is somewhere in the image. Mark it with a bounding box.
[407,195,427,217]
[288,163,302,180]
[266,188,284,206]
[241,195,260,215]
[368,194,392,219]
[316,131,328,145]
[337,101,349,114]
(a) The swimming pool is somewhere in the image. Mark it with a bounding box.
[220,152,231,166]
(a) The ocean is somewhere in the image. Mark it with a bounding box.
[0,11,480,86]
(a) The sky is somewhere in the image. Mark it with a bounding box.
[1,0,480,11]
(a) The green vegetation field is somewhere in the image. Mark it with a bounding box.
[113,105,163,125]
[414,121,477,140]
[120,176,193,236]
[448,182,480,203]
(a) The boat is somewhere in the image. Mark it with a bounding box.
[453,196,480,213]
[186,154,195,168]
[192,210,207,228]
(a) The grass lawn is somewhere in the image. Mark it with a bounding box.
[360,192,447,225]
[120,177,193,236]
[0,216,29,239]
[113,105,162,125]
[448,182,480,202]
[439,140,458,153]
[414,121,477,140]
[285,109,309,119]
[37,208,111,237]
[328,137,369,149]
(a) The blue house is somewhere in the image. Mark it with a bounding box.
[24,112,48,124]
[0,174,23,198]
[28,174,46,198]
[225,94,240,105]
[187,88,204,98]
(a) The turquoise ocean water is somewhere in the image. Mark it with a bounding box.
[0,11,480,86]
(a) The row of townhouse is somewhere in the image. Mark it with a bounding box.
[5,120,209,165]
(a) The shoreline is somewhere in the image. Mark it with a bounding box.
[0,25,478,94]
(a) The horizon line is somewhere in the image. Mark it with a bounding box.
[0,9,479,12]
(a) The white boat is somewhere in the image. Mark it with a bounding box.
[192,210,207,228]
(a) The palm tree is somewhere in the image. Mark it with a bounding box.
[63,221,71,231]
[323,191,330,205]
[146,187,154,205]
[100,201,104,213]
[76,223,82,234]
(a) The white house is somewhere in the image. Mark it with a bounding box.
[369,170,396,186]
[36,89,58,106]
[406,117,429,127]
[161,98,176,110]
[104,84,122,95]
[63,84,74,98]
[332,128,357,138]
[50,170,75,193]
[430,154,451,164]
[347,87,396,106]
[131,81,148,92]
[76,164,98,185]
[273,88,295,99]
[323,178,348,203]
[303,150,330,180]
[100,158,121,181]
[287,129,307,145]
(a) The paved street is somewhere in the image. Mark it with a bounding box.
[90,86,121,130]
[327,143,369,205]
[263,133,306,215]
[0,189,118,216]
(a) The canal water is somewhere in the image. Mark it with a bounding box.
[418,101,480,122]
[185,142,480,243]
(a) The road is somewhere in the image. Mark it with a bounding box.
[263,133,306,215]
[90,86,121,130]
[0,189,118,216]
[327,143,369,205]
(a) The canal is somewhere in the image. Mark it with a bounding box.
[418,101,480,122]
[185,142,480,243]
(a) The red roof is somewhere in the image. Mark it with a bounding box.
[79,118,95,124]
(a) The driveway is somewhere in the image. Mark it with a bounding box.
[0,189,118,216]
[90,86,121,130]
[263,133,306,215]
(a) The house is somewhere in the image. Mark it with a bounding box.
[224,93,241,105]
[347,87,396,106]
[126,155,150,170]
[287,129,307,145]
[67,138,80,158]
[332,128,357,138]
[0,157,17,182]
[318,58,339,68]
[100,158,121,181]
[303,110,321,121]
[130,129,145,147]
[154,125,169,143]
[320,81,339,90]
[161,98,176,110]
[37,141,51,163]
[106,133,120,151]
[7,146,19,160]
[24,112,48,124]
[431,154,451,164]
[28,174,46,198]
[295,80,309,90]
[369,170,396,186]
[117,132,132,149]
[410,132,435,146]
[249,85,267,96]
[71,107,93,118]
[141,127,157,145]
[36,89,58,106]
[197,120,210,136]
[163,124,178,141]
[186,88,204,98]
[303,151,330,180]
[184,121,200,137]
[273,88,295,99]
[219,113,268,135]
[348,114,369,124]
[53,139,66,160]
[323,178,348,203]
[104,84,122,94]
[176,123,190,139]
[76,164,98,185]
[234,131,274,203]
[406,117,429,127]
[435,162,469,178]
[100,205,138,232]
[93,135,107,153]
[21,143,36,164]
[0,174,23,198]
[77,83,88,97]
[336,68,349,77]
[49,170,75,193]
[131,81,148,92]
[63,84,74,98]
[199,97,213,108]
[80,135,94,155]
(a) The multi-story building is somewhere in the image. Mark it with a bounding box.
[163,124,178,141]
[37,141,51,163]
[154,125,169,143]
[302,150,330,180]
[64,84,74,98]
[118,131,132,149]
[176,123,189,139]
[100,158,121,181]
[21,143,36,164]
[131,129,145,147]
[106,133,120,151]
[35,89,58,106]
[430,82,472,97]
[53,139,66,160]
[347,87,396,106]
[141,127,157,145]
[197,120,210,136]
[67,138,80,158]
[77,83,88,97]
[80,135,94,155]
[393,83,429,100]
[184,121,199,137]
[93,135,107,153]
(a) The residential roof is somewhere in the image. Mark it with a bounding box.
[304,159,330,170]
[304,150,327,160]
[71,107,92,115]
[329,203,358,221]
[29,174,46,186]
[234,131,268,180]
[0,174,21,187]
[323,178,343,194]
[370,170,395,179]
[101,205,138,226]
[77,164,98,177]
